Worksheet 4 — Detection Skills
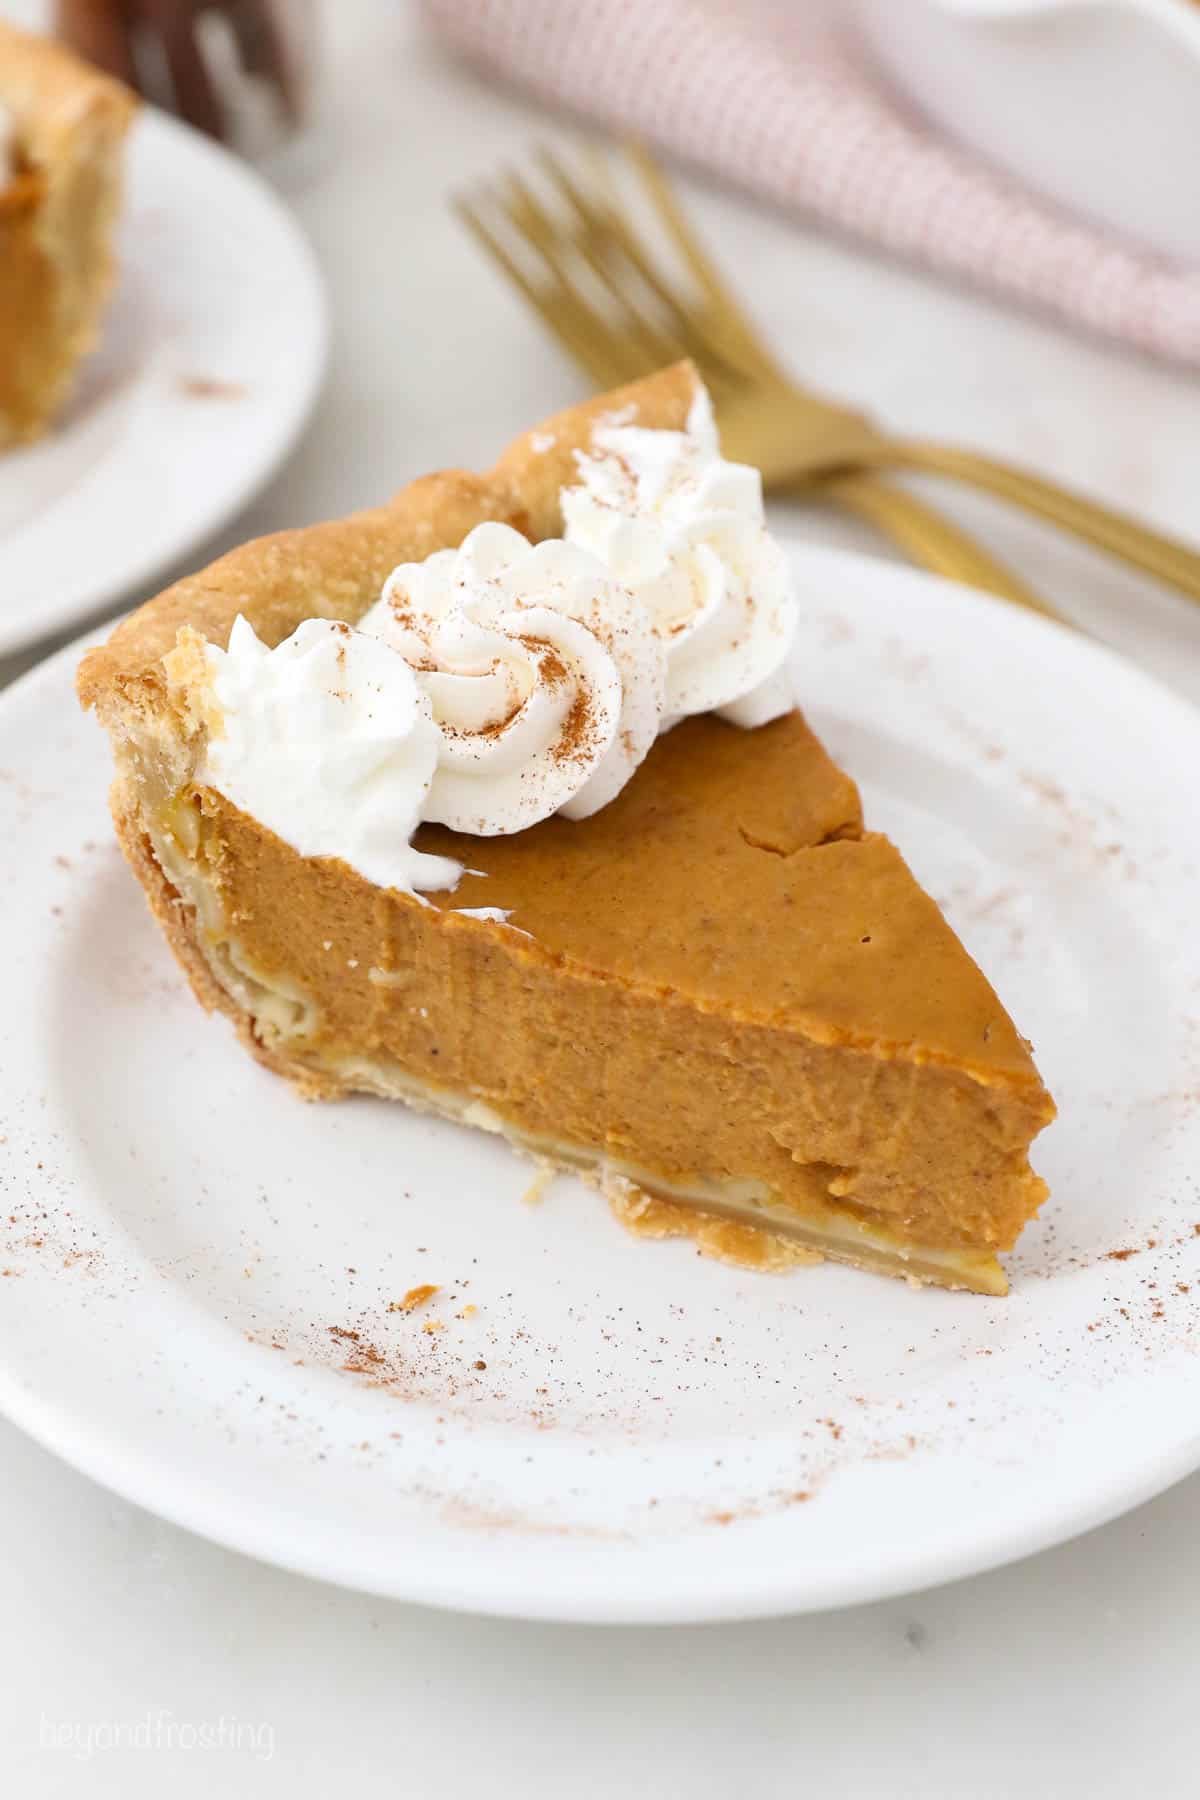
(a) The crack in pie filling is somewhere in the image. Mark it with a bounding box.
[78,363,1055,1295]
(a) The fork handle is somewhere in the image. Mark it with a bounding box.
[817,470,1066,625]
[858,441,1200,604]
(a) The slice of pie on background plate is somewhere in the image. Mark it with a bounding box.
[0,19,135,448]
[78,363,1055,1295]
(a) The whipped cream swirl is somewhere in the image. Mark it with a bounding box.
[562,386,797,727]
[196,616,462,896]
[358,521,662,831]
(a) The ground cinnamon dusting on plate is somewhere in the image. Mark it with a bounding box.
[327,1325,387,1375]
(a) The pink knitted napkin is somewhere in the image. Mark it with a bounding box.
[424,0,1200,368]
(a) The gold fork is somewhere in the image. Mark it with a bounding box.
[457,143,1200,621]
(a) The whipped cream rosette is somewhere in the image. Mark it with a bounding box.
[358,521,663,830]
[197,613,461,896]
[562,387,797,727]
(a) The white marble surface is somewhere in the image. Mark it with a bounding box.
[4,3,1200,1793]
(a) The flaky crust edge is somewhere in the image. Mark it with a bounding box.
[109,789,344,1096]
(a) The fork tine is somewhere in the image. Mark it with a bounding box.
[455,189,640,391]
[534,143,742,391]
[624,142,782,381]
[535,144,680,306]
[500,164,687,379]
[459,146,767,412]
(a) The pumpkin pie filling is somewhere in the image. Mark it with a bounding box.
[80,363,1055,1295]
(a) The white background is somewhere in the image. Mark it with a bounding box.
[4,3,1200,1793]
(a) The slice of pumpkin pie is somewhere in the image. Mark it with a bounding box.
[78,362,1055,1294]
[0,20,135,447]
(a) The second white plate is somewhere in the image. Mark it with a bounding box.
[0,108,327,658]
[1,543,1198,1623]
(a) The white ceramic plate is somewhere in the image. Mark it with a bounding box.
[0,108,327,659]
[2,542,1198,1625]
